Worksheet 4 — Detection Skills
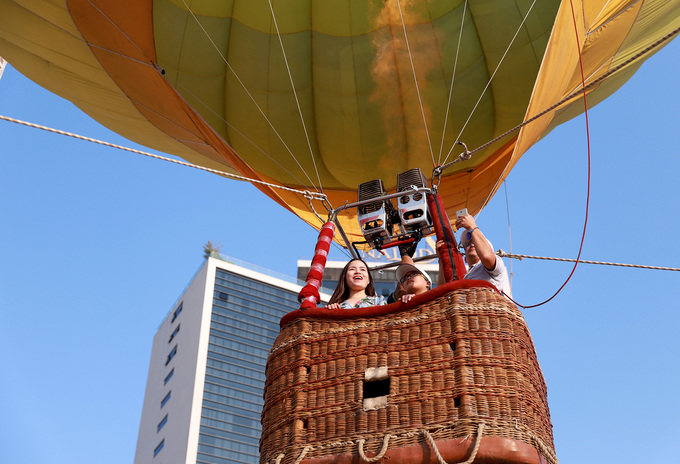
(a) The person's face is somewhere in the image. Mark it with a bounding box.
[464,241,479,265]
[345,260,370,292]
[401,271,429,294]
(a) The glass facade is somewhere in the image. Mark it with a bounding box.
[196,268,300,464]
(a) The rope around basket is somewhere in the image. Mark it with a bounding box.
[269,445,312,464]
[293,446,313,464]
[357,434,394,462]
[266,422,510,464]
[423,422,485,464]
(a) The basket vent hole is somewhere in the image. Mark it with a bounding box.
[364,378,390,399]
[363,367,390,410]
[305,365,310,374]
[449,342,456,351]
[454,397,461,408]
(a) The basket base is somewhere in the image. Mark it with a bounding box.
[305,436,549,464]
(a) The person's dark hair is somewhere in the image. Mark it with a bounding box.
[328,259,376,305]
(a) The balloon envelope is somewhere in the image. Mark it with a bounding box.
[1,0,679,244]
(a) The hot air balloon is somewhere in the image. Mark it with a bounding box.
[2,1,680,464]
[2,0,679,243]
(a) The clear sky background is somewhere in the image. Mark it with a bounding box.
[1,37,679,464]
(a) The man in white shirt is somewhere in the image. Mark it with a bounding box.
[455,213,512,297]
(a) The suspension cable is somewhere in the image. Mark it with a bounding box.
[161,73,317,192]
[439,24,680,174]
[497,251,680,272]
[395,0,436,165]
[74,0,326,195]
[505,0,591,310]
[179,0,323,193]
[0,114,327,201]
[503,181,514,287]
[267,0,325,194]
[441,0,540,166]
[437,0,469,165]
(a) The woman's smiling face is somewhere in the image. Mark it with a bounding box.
[345,260,369,291]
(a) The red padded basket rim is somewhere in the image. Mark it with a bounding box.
[281,280,499,327]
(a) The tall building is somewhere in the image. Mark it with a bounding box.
[133,255,330,464]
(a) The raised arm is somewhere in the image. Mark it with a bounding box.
[455,214,497,270]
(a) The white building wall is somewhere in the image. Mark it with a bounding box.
[134,256,330,464]
[134,260,212,464]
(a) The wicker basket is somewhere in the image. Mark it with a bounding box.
[261,281,557,464]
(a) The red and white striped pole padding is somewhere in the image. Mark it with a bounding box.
[298,221,336,309]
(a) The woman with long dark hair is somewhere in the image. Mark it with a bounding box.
[326,259,386,309]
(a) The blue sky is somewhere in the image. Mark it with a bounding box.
[1,37,679,464]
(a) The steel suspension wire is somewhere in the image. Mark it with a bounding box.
[0,114,328,201]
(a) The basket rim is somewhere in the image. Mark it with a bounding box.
[282,280,500,327]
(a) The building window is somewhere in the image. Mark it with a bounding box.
[164,368,174,385]
[161,391,171,408]
[169,324,180,343]
[154,439,165,457]
[171,303,183,323]
[157,414,168,433]
[165,345,177,366]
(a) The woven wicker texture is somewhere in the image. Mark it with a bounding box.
[261,286,556,464]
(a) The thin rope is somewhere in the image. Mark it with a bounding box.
[0,114,327,201]
[370,248,680,273]
[267,0,324,194]
[498,250,680,272]
[503,0,592,310]
[272,453,285,464]
[449,0,541,214]
[423,422,485,464]
[503,181,514,287]
[395,0,436,165]
[85,0,154,68]
[590,0,614,31]
[442,0,539,165]
[305,192,326,225]
[179,0,323,193]
[357,435,393,462]
[292,446,312,464]
[439,23,680,173]
[77,0,323,194]
[438,0,469,165]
